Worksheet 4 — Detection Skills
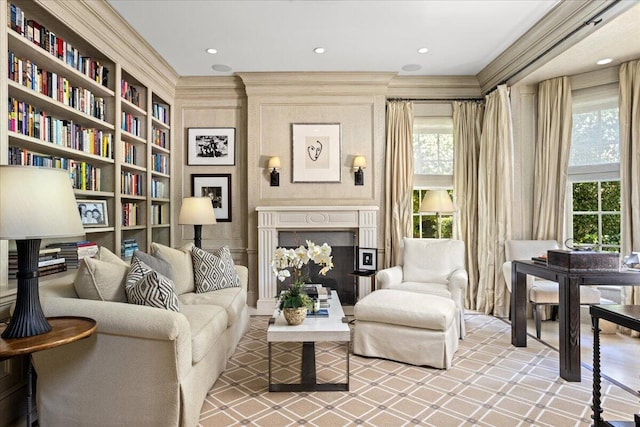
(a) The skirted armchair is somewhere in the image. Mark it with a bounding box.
[376,238,468,338]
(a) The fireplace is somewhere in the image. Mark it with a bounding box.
[256,206,378,315]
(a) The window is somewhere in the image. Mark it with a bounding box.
[568,83,620,251]
[412,107,454,238]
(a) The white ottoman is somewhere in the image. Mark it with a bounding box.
[354,289,458,369]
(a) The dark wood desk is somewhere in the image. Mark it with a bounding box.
[590,305,640,427]
[510,260,640,382]
[0,316,97,426]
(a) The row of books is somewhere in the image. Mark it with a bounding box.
[122,202,138,227]
[8,97,113,158]
[121,171,143,196]
[45,241,98,269]
[122,111,142,137]
[152,102,168,124]
[152,153,169,174]
[151,178,168,198]
[9,52,107,121]
[121,239,139,260]
[122,141,138,165]
[153,127,168,149]
[8,3,110,87]
[8,247,67,279]
[151,203,168,225]
[121,79,142,107]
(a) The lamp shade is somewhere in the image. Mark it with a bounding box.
[267,156,281,170]
[0,166,84,239]
[178,197,217,225]
[419,189,454,213]
[353,156,367,170]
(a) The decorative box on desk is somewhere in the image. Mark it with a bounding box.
[547,250,620,271]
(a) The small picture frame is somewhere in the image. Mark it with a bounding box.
[357,247,377,272]
[76,200,108,228]
[191,174,232,222]
[187,127,236,166]
[292,123,341,183]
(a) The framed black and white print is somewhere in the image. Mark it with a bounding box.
[188,128,236,166]
[357,247,377,272]
[76,199,108,228]
[292,123,341,183]
[191,174,232,222]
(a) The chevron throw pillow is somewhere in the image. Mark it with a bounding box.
[126,256,180,311]
[192,246,240,293]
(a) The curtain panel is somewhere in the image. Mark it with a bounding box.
[384,101,414,268]
[532,76,572,242]
[453,101,484,311]
[477,85,513,317]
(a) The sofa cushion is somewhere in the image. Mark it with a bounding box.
[151,242,195,295]
[192,246,240,293]
[125,257,180,312]
[74,255,129,302]
[402,238,465,283]
[133,249,174,281]
[390,282,452,299]
[96,246,129,266]
[180,304,228,363]
[179,285,247,328]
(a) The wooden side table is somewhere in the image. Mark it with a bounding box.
[0,316,97,427]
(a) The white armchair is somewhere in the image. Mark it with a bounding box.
[376,238,468,338]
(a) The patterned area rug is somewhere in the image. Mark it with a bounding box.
[199,314,638,426]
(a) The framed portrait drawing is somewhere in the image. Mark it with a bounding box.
[291,123,341,183]
[191,174,232,222]
[187,127,236,166]
[356,247,377,272]
[76,200,108,228]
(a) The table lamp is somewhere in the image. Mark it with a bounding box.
[178,197,216,249]
[419,189,454,239]
[1,166,85,338]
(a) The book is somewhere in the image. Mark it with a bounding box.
[306,309,329,317]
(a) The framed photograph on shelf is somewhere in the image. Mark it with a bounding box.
[356,247,377,272]
[187,127,236,166]
[292,123,341,183]
[76,200,108,228]
[191,174,232,222]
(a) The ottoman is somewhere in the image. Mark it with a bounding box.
[354,289,458,369]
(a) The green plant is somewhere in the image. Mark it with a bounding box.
[277,281,314,311]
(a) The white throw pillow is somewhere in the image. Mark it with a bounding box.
[192,246,240,293]
[150,242,195,294]
[125,256,180,311]
[74,252,130,302]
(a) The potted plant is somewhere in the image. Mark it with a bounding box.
[271,240,333,325]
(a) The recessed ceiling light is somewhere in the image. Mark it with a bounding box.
[417,47,429,54]
[212,64,232,72]
[402,64,422,72]
[596,58,613,65]
[313,47,326,54]
[206,48,218,55]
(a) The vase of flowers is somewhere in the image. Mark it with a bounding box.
[272,240,333,325]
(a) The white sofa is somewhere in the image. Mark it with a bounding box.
[33,243,250,427]
[375,238,468,339]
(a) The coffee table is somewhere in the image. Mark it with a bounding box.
[267,290,350,392]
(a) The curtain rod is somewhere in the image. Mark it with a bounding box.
[386,98,483,103]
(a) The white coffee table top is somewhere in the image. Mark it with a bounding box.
[267,291,351,343]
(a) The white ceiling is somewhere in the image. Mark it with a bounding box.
[107,0,562,77]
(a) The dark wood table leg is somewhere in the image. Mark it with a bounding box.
[301,342,316,385]
[591,316,604,427]
[558,275,581,381]
[511,267,527,347]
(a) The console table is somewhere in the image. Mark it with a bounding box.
[590,305,640,427]
[510,260,640,381]
[0,316,97,426]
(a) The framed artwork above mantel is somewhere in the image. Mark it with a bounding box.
[291,123,341,183]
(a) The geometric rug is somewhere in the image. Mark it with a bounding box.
[199,314,639,426]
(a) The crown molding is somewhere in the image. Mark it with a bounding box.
[238,72,397,96]
[176,76,246,99]
[34,0,179,100]
[477,0,636,94]
[387,76,482,100]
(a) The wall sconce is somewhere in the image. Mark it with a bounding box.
[353,156,366,186]
[268,156,281,186]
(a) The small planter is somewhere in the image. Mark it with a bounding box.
[283,307,307,325]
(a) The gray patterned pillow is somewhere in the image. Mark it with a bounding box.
[126,256,180,311]
[191,246,240,293]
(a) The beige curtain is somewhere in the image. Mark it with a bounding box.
[532,77,572,241]
[477,85,513,316]
[620,60,640,312]
[384,101,414,267]
[453,101,484,311]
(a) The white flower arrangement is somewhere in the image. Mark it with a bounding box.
[271,240,333,285]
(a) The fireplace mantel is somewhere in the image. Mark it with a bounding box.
[256,205,378,314]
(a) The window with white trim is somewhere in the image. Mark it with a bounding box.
[568,83,620,252]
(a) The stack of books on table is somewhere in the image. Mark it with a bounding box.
[8,247,67,278]
[121,238,138,260]
[46,241,98,269]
